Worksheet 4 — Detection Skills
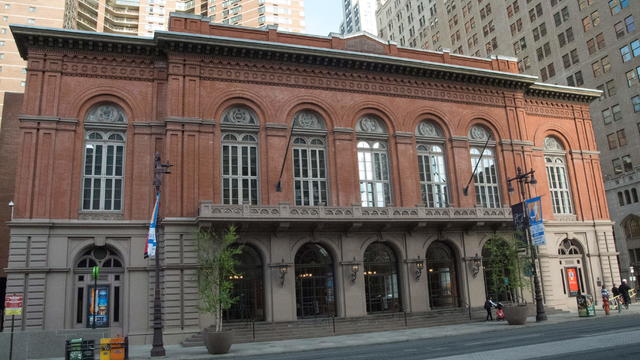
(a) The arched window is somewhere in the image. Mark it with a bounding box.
[624,216,640,239]
[74,246,123,328]
[225,245,264,321]
[292,110,328,206]
[363,242,401,313]
[544,137,573,215]
[469,125,500,208]
[416,121,448,208]
[82,103,127,211]
[357,115,391,207]
[295,243,336,318]
[619,192,625,206]
[558,239,582,255]
[625,190,632,204]
[632,188,639,203]
[221,106,260,205]
[426,241,459,308]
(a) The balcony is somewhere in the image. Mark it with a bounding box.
[103,21,138,34]
[104,12,140,25]
[104,4,140,17]
[196,202,513,231]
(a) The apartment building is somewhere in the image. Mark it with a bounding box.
[376,0,639,285]
[340,0,378,34]
[0,1,65,122]
[65,0,305,36]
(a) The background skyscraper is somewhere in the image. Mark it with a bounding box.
[375,0,639,283]
[340,0,378,35]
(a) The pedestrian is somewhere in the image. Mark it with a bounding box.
[612,284,622,312]
[601,285,610,315]
[484,297,496,321]
[619,279,631,309]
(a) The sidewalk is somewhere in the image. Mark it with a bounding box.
[123,303,640,360]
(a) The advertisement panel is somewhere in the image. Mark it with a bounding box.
[566,267,580,296]
[525,196,545,246]
[88,286,110,328]
[4,294,23,316]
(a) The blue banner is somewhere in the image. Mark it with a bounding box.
[144,192,160,259]
[525,196,545,246]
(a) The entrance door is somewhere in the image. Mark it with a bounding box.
[225,245,265,321]
[426,241,459,308]
[295,243,336,318]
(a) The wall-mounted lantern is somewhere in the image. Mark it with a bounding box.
[279,258,289,287]
[351,257,360,282]
[471,253,482,278]
[415,256,425,280]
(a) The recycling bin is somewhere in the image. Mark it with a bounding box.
[577,294,596,317]
[99,337,128,360]
[65,338,94,360]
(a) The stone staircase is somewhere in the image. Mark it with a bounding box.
[182,307,487,347]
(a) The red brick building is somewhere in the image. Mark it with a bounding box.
[3,14,617,344]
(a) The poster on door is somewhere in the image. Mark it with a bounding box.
[566,267,580,296]
[88,286,110,328]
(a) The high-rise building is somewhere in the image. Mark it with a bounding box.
[64,0,306,36]
[376,0,639,283]
[340,0,378,35]
[0,0,66,123]
[0,0,305,124]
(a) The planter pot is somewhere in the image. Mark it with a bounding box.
[202,329,233,354]
[504,306,528,325]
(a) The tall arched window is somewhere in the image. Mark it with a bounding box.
[82,103,127,211]
[544,136,573,215]
[221,106,260,205]
[292,110,328,206]
[74,246,123,328]
[295,243,336,318]
[356,115,391,207]
[624,216,640,239]
[363,242,401,313]
[225,245,265,321]
[426,241,459,308]
[469,125,500,208]
[416,120,448,207]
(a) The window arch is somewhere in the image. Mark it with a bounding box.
[294,243,336,318]
[363,242,401,313]
[619,191,625,206]
[416,120,448,208]
[624,216,640,239]
[82,103,127,211]
[558,239,582,255]
[225,245,265,321]
[357,115,391,207]
[221,105,260,205]
[544,136,573,215]
[469,125,500,208]
[292,110,328,206]
[426,241,459,308]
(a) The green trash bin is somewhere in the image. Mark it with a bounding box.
[577,294,596,317]
[66,338,95,360]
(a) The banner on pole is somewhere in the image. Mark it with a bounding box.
[144,192,160,259]
[525,196,545,246]
[510,202,527,247]
[4,293,23,316]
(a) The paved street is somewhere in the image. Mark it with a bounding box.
[232,314,640,360]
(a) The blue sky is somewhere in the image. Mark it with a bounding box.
[305,0,343,36]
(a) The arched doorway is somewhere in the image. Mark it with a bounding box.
[426,241,459,308]
[73,245,124,328]
[224,245,265,321]
[558,239,586,297]
[364,242,401,313]
[295,243,336,318]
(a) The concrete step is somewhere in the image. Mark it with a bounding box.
[182,307,485,347]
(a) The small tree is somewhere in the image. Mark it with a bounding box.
[197,225,242,332]
[482,233,531,304]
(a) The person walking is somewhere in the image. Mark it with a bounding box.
[484,297,496,321]
[619,279,631,309]
[612,284,622,312]
[601,285,610,315]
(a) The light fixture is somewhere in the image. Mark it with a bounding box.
[415,256,424,280]
[529,171,537,185]
[471,253,482,278]
[507,181,514,193]
[351,257,359,282]
[279,258,289,287]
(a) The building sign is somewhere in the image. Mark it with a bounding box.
[566,267,580,296]
[4,293,23,316]
[525,196,545,246]
[88,286,110,328]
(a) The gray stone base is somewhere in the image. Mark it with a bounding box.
[0,328,110,360]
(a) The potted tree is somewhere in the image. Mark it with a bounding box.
[197,225,242,354]
[482,233,531,325]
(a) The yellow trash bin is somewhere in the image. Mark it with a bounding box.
[99,338,112,360]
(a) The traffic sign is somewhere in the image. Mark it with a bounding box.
[4,293,23,316]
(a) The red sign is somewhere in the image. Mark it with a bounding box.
[566,267,579,295]
[4,293,23,315]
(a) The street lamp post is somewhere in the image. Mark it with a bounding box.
[507,167,547,322]
[151,152,172,357]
